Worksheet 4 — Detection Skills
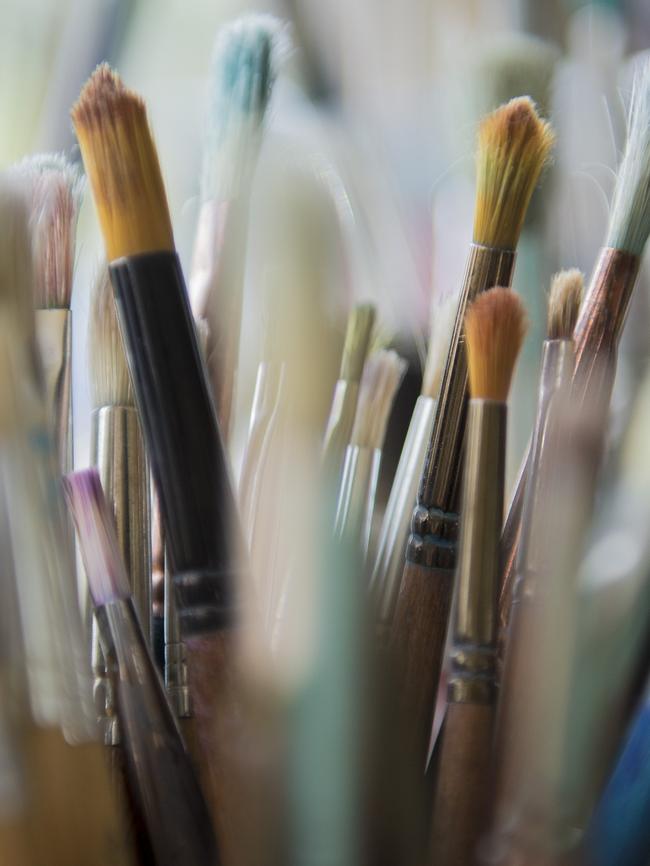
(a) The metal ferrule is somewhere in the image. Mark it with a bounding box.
[95,598,218,866]
[407,244,515,565]
[515,339,574,586]
[35,309,72,474]
[164,551,192,719]
[334,445,382,558]
[323,379,360,479]
[370,395,437,624]
[91,617,120,746]
[91,406,151,641]
[449,400,505,704]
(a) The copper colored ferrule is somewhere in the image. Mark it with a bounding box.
[572,247,640,395]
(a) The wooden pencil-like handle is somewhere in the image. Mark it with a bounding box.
[390,561,455,769]
[429,700,495,866]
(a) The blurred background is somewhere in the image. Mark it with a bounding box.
[2,0,650,486]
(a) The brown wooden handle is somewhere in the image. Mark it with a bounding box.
[429,701,495,866]
[390,560,455,770]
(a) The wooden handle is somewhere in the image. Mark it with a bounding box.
[390,560,455,770]
[429,701,495,866]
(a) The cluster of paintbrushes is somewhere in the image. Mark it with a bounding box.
[1,10,650,866]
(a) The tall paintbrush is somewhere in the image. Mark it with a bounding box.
[499,57,650,632]
[390,97,554,768]
[191,15,287,442]
[429,288,527,866]
[498,269,583,642]
[12,153,83,475]
[0,176,133,866]
[370,289,459,640]
[334,349,406,558]
[72,64,241,635]
[322,303,376,480]
[65,468,219,866]
[88,266,152,744]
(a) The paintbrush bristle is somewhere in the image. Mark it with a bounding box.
[547,268,584,340]
[465,287,528,402]
[474,96,555,249]
[11,153,84,309]
[422,289,461,399]
[202,14,289,202]
[350,349,407,449]
[64,468,131,606]
[340,303,376,382]
[71,64,174,261]
[88,265,134,408]
[606,58,650,256]
[0,174,35,338]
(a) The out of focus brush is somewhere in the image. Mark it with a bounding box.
[499,58,650,633]
[499,269,583,641]
[323,303,376,480]
[12,154,83,474]
[72,64,241,634]
[429,288,527,866]
[66,468,219,866]
[370,289,459,639]
[191,16,287,442]
[334,349,406,558]
[88,266,151,745]
[391,97,553,768]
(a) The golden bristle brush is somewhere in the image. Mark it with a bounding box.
[65,469,219,866]
[390,96,554,769]
[322,302,376,480]
[88,266,152,745]
[429,288,527,866]
[499,57,650,634]
[370,289,459,641]
[11,153,83,475]
[190,16,288,443]
[334,349,407,558]
[0,176,133,866]
[498,269,583,648]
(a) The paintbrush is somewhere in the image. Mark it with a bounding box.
[12,153,83,475]
[72,64,241,635]
[191,15,287,442]
[88,265,151,746]
[428,288,527,866]
[322,303,376,480]
[499,57,650,634]
[498,269,583,645]
[390,97,554,768]
[65,468,219,866]
[0,176,133,866]
[334,349,406,557]
[370,289,459,639]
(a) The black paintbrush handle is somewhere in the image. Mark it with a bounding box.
[110,252,239,633]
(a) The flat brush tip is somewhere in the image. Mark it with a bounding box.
[72,63,174,260]
[65,468,131,606]
[465,287,528,402]
[340,303,376,382]
[88,265,134,408]
[547,268,584,339]
[350,349,407,449]
[474,96,555,249]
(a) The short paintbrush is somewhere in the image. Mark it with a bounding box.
[390,97,554,768]
[88,266,151,743]
[429,288,527,866]
[191,15,286,442]
[334,349,406,558]
[499,57,650,634]
[370,289,459,639]
[72,64,241,635]
[498,269,583,647]
[12,154,83,475]
[66,468,219,866]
